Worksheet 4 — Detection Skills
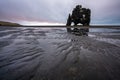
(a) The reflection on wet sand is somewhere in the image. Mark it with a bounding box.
[0,27,120,80]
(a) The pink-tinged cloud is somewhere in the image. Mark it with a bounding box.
[0,0,120,25]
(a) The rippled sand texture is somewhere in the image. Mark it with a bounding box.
[0,27,120,80]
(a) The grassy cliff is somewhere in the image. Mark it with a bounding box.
[0,21,21,26]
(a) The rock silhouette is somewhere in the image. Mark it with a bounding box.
[67,5,91,26]
[66,5,91,34]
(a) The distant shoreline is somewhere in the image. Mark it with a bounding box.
[0,21,21,26]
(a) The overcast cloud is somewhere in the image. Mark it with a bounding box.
[0,0,120,25]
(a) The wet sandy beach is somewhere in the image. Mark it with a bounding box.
[0,27,120,80]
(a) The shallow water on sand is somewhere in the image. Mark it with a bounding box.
[0,26,120,80]
[90,28,120,32]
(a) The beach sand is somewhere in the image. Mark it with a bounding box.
[0,27,120,80]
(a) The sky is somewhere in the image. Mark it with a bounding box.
[0,0,120,25]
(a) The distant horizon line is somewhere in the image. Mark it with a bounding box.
[0,20,120,27]
[1,25,120,29]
